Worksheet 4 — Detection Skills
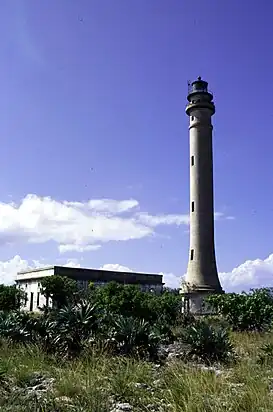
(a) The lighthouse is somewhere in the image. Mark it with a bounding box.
[181,77,223,313]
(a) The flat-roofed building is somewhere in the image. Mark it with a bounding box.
[16,266,164,312]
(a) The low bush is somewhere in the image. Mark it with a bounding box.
[258,342,273,365]
[206,288,273,332]
[90,282,182,326]
[181,320,234,364]
[0,301,174,361]
[110,315,161,360]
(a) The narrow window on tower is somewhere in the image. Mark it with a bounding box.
[191,201,194,212]
[190,249,194,260]
[191,116,194,121]
[191,155,194,166]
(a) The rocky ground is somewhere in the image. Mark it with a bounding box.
[1,334,273,411]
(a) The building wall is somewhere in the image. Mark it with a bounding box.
[17,268,54,312]
[18,279,50,312]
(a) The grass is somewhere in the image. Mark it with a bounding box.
[1,333,273,411]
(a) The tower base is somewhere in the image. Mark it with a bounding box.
[180,284,224,315]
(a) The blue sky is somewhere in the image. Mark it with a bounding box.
[0,0,272,291]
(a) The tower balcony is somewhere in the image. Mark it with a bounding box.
[185,99,215,116]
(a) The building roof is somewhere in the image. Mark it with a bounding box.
[16,265,163,285]
[18,266,55,275]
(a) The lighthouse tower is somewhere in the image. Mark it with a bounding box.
[181,77,223,313]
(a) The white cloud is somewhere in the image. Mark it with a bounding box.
[136,213,190,227]
[0,195,155,252]
[62,259,81,268]
[0,255,81,285]
[59,244,101,254]
[100,263,133,273]
[0,194,232,253]
[0,255,41,285]
[161,272,182,289]
[219,254,273,293]
[99,263,181,289]
[214,212,235,221]
[87,199,139,214]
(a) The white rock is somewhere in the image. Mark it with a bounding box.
[134,382,148,389]
[111,402,133,412]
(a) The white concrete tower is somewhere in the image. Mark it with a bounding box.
[181,77,223,313]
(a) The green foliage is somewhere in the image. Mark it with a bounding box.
[40,275,78,309]
[0,285,24,311]
[91,281,181,325]
[0,282,243,365]
[181,320,234,363]
[0,281,184,361]
[110,315,161,360]
[0,311,33,344]
[51,300,99,358]
[206,288,273,331]
[149,289,182,325]
[258,342,273,365]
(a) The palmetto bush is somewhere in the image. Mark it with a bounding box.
[181,320,234,364]
[50,300,100,358]
[0,311,33,344]
[110,315,162,360]
[0,297,187,362]
[0,301,100,358]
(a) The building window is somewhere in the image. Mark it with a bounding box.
[191,201,194,212]
[190,249,194,260]
[191,155,194,166]
[29,292,34,312]
[183,296,190,313]
[37,292,40,307]
[191,116,194,121]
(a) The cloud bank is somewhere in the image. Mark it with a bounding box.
[0,194,233,253]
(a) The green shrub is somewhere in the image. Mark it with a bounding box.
[0,311,33,344]
[181,320,234,364]
[258,342,273,365]
[110,315,162,360]
[206,288,273,332]
[40,275,78,309]
[91,282,181,326]
[0,285,25,311]
[50,300,99,358]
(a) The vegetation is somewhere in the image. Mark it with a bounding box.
[206,288,273,331]
[181,319,234,363]
[0,328,272,410]
[0,280,273,410]
[0,285,24,311]
[40,275,78,309]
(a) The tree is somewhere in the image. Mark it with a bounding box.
[0,284,24,311]
[40,275,78,309]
